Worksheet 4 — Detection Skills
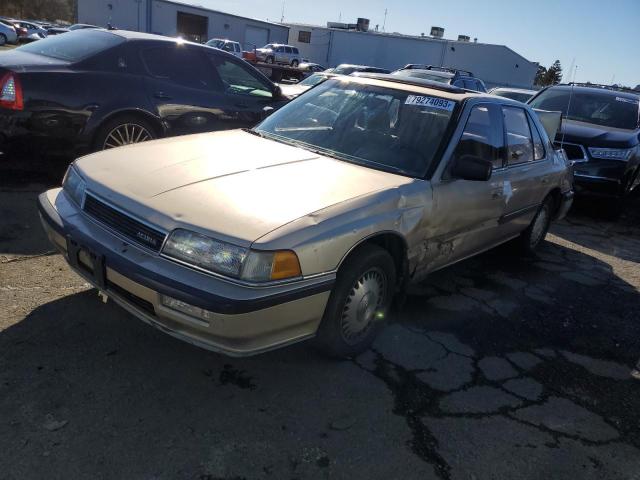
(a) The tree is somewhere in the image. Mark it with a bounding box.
[534,65,547,86]
[544,60,563,86]
[0,0,76,23]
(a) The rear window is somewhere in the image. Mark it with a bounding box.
[529,88,640,130]
[16,30,124,62]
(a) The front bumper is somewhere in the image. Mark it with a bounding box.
[38,188,334,356]
[555,190,574,220]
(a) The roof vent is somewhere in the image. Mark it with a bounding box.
[457,35,470,42]
[430,26,444,38]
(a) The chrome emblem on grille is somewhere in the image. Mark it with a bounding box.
[136,231,157,246]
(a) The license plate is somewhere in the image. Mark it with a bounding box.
[66,236,106,288]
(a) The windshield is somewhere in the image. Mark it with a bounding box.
[256,79,456,177]
[529,88,639,130]
[492,90,534,103]
[299,73,329,87]
[206,39,225,48]
[393,71,452,84]
[17,30,124,62]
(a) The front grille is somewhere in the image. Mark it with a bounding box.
[107,281,156,317]
[556,142,587,162]
[83,194,166,252]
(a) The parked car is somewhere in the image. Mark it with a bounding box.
[68,23,99,30]
[325,64,390,75]
[0,29,289,156]
[278,72,337,98]
[298,62,325,73]
[393,64,487,92]
[38,73,573,358]
[528,83,640,203]
[489,87,537,103]
[11,20,48,42]
[46,26,71,35]
[206,38,242,58]
[255,43,304,66]
[0,19,19,45]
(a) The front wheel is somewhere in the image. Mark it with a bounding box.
[315,244,396,358]
[265,55,274,64]
[291,59,299,67]
[518,196,553,253]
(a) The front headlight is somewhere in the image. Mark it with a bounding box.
[588,147,634,161]
[62,165,86,206]
[162,229,302,282]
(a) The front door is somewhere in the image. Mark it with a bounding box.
[426,104,508,272]
[141,44,229,136]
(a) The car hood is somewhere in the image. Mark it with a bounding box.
[76,130,412,246]
[555,119,640,148]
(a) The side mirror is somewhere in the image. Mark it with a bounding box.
[262,105,275,119]
[451,155,493,181]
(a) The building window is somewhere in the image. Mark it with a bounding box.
[298,30,311,43]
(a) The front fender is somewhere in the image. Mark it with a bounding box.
[252,181,433,276]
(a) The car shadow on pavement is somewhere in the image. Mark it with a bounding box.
[1,237,640,479]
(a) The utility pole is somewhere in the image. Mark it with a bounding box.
[280,1,285,23]
[382,9,388,32]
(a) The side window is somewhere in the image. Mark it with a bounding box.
[528,114,546,160]
[142,47,219,90]
[453,104,505,169]
[502,106,534,165]
[235,43,241,53]
[222,42,234,52]
[452,79,464,88]
[276,46,284,53]
[285,46,292,54]
[292,47,299,54]
[206,53,273,98]
[463,79,477,91]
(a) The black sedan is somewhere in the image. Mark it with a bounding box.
[0,29,288,156]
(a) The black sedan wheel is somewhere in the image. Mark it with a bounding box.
[94,115,157,151]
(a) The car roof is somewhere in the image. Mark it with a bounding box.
[546,83,640,100]
[491,87,537,94]
[394,69,455,79]
[347,72,491,100]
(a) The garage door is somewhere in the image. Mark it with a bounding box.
[244,25,269,51]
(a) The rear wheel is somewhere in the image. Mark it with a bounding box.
[0,34,7,46]
[94,115,157,151]
[315,244,396,358]
[518,196,553,253]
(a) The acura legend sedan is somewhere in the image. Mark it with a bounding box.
[38,74,573,357]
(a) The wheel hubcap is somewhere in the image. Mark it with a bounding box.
[103,123,152,150]
[530,208,548,246]
[340,268,386,345]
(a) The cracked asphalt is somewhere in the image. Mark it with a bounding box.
[1,164,640,480]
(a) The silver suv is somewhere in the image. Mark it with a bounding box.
[256,43,303,67]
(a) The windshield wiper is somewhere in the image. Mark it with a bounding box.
[274,126,333,132]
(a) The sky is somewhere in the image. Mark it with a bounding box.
[197,0,639,87]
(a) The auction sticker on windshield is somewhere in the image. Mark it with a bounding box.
[405,95,455,111]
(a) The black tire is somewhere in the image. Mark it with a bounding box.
[291,59,299,68]
[518,196,553,254]
[265,55,274,64]
[0,34,7,46]
[315,244,396,358]
[93,114,157,151]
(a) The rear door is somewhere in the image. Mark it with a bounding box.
[275,45,286,63]
[500,105,551,235]
[141,44,229,136]
[428,103,508,271]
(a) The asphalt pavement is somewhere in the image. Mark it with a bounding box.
[1,163,639,479]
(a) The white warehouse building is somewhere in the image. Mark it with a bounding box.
[77,0,289,49]
[287,23,538,89]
